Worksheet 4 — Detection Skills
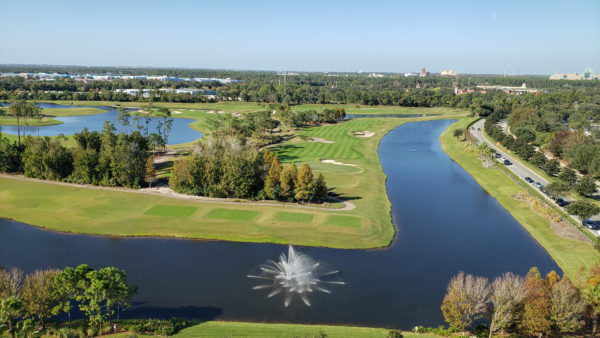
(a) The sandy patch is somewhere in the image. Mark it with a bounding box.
[206,110,240,117]
[321,159,357,167]
[354,131,375,138]
[172,110,183,115]
[309,137,335,144]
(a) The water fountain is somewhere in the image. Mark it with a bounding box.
[248,245,345,307]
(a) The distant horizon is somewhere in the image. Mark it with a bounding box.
[1,1,598,75]
[1,63,576,77]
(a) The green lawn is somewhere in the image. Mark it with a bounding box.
[144,205,198,217]
[0,116,63,126]
[173,321,435,338]
[0,108,467,249]
[206,208,260,221]
[440,118,600,279]
[275,211,315,223]
[42,107,107,116]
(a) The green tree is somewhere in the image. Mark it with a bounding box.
[0,296,25,338]
[294,163,314,202]
[567,201,600,222]
[543,159,561,176]
[545,181,571,199]
[530,152,547,168]
[280,163,298,201]
[575,176,598,197]
[78,266,137,335]
[559,168,578,186]
[312,173,328,203]
[52,264,92,326]
[264,157,282,199]
[21,269,60,326]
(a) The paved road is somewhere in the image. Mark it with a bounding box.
[470,119,600,234]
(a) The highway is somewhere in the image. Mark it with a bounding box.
[470,119,600,234]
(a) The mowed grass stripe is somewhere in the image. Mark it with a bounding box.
[275,212,315,223]
[144,205,198,217]
[327,215,362,228]
[207,208,260,221]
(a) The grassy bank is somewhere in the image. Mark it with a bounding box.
[42,107,107,116]
[172,321,435,338]
[0,117,63,126]
[0,110,465,248]
[440,118,599,279]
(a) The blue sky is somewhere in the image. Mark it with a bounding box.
[0,0,598,74]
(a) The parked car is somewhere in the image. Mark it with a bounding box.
[503,159,512,165]
[556,198,566,207]
[534,182,544,190]
[524,177,534,183]
[584,219,598,230]
[495,153,502,158]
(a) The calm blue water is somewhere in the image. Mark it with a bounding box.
[0,119,560,328]
[0,103,202,145]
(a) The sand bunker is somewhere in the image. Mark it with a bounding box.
[172,110,183,115]
[354,131,375,138]
[309,137,335,144]
[321,159,357,167]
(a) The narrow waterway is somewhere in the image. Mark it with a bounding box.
[0,119,560,328]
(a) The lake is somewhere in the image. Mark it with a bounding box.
[0,119,560,328]
[0,103,203,145]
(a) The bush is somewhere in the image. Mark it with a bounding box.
[122,318,190,336]
[387,329,404,337]
[412,325,455,336]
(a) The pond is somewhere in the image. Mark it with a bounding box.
[0,119,560,329]
[0,103,202,145]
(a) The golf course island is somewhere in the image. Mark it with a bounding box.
[0,101,466,249]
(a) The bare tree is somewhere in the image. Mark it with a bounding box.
[0,267,24,298]
[489,272,526,337]
[441,271,490,334]
[550,277,586,334]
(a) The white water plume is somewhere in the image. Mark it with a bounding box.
[248,246,345,307]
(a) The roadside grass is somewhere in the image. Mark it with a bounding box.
[0,108,467,249]
[206,208,260,221]
[42,107,107,116]
[440,118,600,279]
[327,215,362,228]
[275,211,315,223]
[0,117,63,126]
[173,321,434,338]
[144,205,198,217]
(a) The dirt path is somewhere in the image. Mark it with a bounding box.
[1,174,355,211]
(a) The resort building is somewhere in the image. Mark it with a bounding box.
[440,70,458,76]
[549,67,599,80]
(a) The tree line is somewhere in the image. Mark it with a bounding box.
[0,265,136,337]
[441,266,600,336]
[169,139,328,203]
[0,124,153,188]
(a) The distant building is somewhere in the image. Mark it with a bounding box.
[549,67,599,80]
[440,70,458,76]
[475,83,539,94]
[367,73,384,78]
[419,67,430,77]
[404,72,417,77]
